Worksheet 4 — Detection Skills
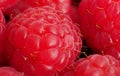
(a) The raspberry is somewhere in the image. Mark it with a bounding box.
[5,6,82,76]
[57,54,120,76]
[76,54,120,76]
[0,67,23,76]
[79,0,120,60]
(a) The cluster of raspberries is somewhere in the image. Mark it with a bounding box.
[0,0,119,76]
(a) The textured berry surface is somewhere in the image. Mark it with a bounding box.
[0,0,19,11]
[24,0,80,23]
[5,6,82,76]
[57,54,120,76]
[0,10,6,66]
[4,0,30,20]
[79,0,120,60]
[0,67,23,76]
[0,10,5,24]
[76,54,120,76]
[4,0,80,23]
[56,63,75,76]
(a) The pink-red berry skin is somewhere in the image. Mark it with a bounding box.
[0,67,23,76]
[24,0,80,23]
[8,51,56,76]
[22,54,120,76]
[0,10,6,66]
[4,0,80,23]
[3,0,30,19]
[56,64,75,76]
[79,0,120,60]
[5,6,82,76]
[76,54,120,76]
[0,0,19,11]
[57,54,120,76]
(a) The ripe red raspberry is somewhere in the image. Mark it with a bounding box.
[5,6,82,76]
[57,54,120,76]
[79,0,120,60]
[76,54,120,76]
[0,67,23,76]
[0,10,6,65]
